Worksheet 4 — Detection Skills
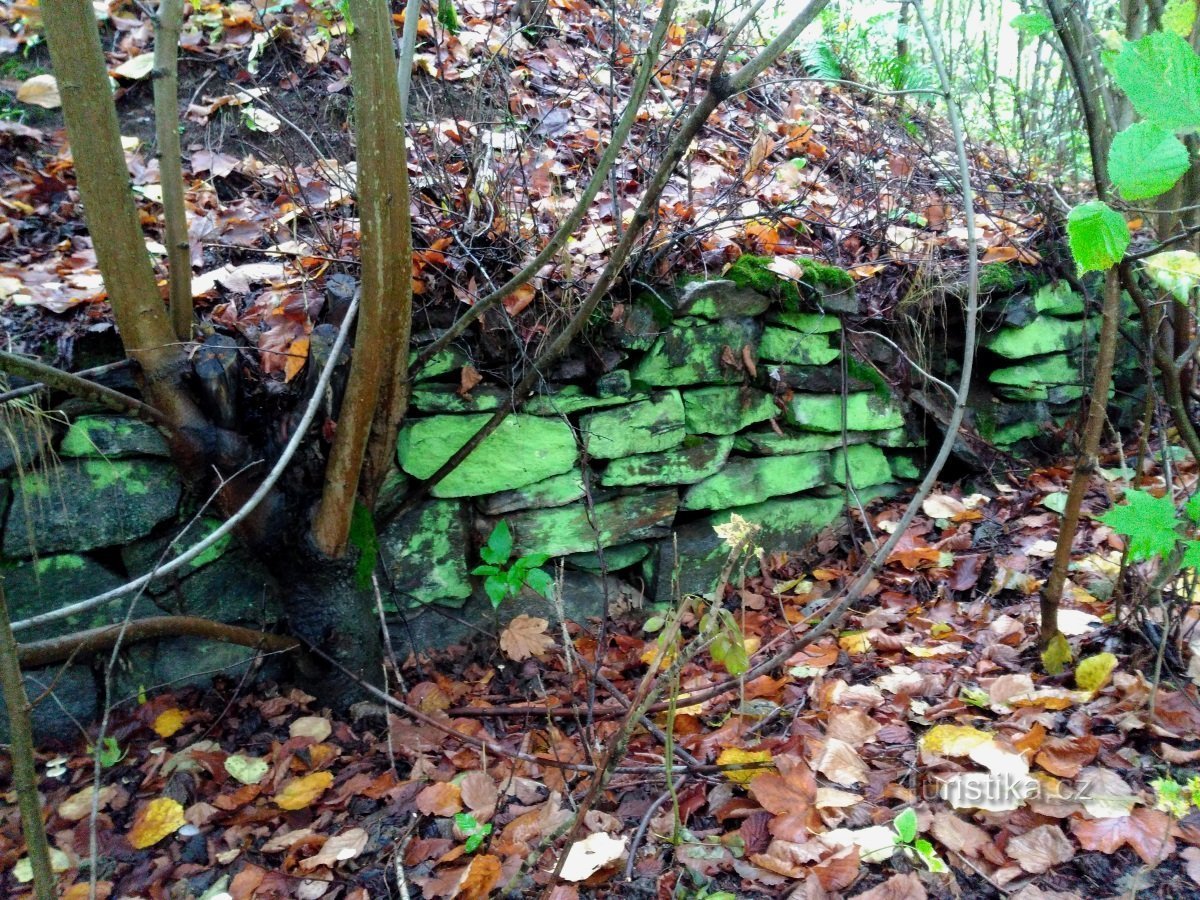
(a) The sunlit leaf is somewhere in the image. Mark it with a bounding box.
[1041,631,1073,675]
[1108,122,1190,200]
[1106,31,1200,130]
[152,708,187,738]
[1075,652,1118,693]
[128,797,186,849]
[273,771,333,810]
[1066,200,1129,273]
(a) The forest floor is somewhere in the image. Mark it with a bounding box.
[2,2,1198,899]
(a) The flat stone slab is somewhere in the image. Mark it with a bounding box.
[503,490,678,557]
[3,458,182,556]
[736,426,910,454]
[989,354,1082,400]
[633,318,761,386]
[522,386,641,416]
[768,310,843,333]
[379,499,473,608]
[1035,281,1085,317]
[785,393,905,433]
[832,444,893,488]
[600,436,733,487]
[59,415,170,458]
[759,326,840,365]
[478,471,587,515]
[580,391,685,459]
[764,364,874,393]
[565,542,651,573]
[3,553,128,641]
[673,279,771,319]
[410,385,507,413]
[681,452,830,511]
[682,386,776,435]
[985,316,1092,359]
[397,413,578,497]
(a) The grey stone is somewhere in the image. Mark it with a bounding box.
[673,279,771,318]
[59,415,170,458]
[0,665,97,746]
[379,500,473,608]
[0,415,58,474]
[478,471,588,515]
[2,554,129,641]
[502,490,679,557]
[580,392,686,459]
[599,436,733,487]
[633,318,761,386]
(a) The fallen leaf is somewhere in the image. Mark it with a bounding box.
[717,747,773,785]
[416,780,463,816]
[152,708,187,738]
[851,873,927,899]
[500,614,553,661]
[299,828,369,870]
[128,797,186,849]
[559,831,627,882]
[290,715,333,742]
[274,772,334,810]
[16,74,61,109]
[814,738,868,786]
[1071,807,1175,864]
[113,54,156,80]
[225,755,270,785]
[1008,824,1074,873]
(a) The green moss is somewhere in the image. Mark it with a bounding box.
[725,255,852,310]
[979,262,1015,294]
[846,357,890,399]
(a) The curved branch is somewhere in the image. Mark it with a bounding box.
[17,616,298,668]
[10,296,360,634]
[0,350,171,428]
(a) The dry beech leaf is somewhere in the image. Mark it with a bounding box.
[290,715,333,742]
[559,831,627,882]
[716,747,773,785]
[299,828,369,871]
[458,365,483,397]
[814,738,868,786]
[500,614,553,662]
[1071,807,1175,864]
[274,772,334,810]
[128,797,186,849]
[416,780,463,817]
[930,811,992,858]
[1008,824,1075,873]
[16,74,61,109]
[112,53,156,80]
[459,770,499,817]
[851,872,927,900]
[58,785,117,822]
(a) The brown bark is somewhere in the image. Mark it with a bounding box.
[40,0,208,459]
[0,583,55,900]
[312,0,413,556]
[152,0,193,342]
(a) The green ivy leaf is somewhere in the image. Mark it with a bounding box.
[1011,12,1054,35]
[481,521,512,566]
[1188,493,1200,524]
[484,574,510,608]
[1106,31,1200,130]
[1100,488,1181,561]
[523,567,554,598]
[1108,122,1191,200]
[893,807,918,844]
[1067,200,1130,273]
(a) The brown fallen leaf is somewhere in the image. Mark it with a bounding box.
[500,614,554,662]
[1007,824,1074,873]
[851,872,927,900]
[1071,807,1175,864]
[416,780,463,817]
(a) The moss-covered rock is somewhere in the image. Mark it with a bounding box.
[600,435,732,487]
[758,327,841,365]
[397,414,578,497]
[726,254,856,312]
[681,386,776,435]
[1034,281,1085,317]
[59,415,169,458]
[785,393,904,433]
[410,385,506,413]
[673,279,771,318]
[522,386,641,416]
[681,452,830,511]
[3,458,182,556]
[379,499,473,607]
[978,262,1015,294]
[831,444,892,488]
[478,471,587,515]
[580,391,686,459]
[989,354,1082,401]
[736,427,909,454]
[2,554,128,641]
[768,310,843,333]
[410,346,468,381]
[565,542,651,573]
[633,318,761,386]
[503,490,678,557]
[984,316,1093,359]
[764,364,875,393]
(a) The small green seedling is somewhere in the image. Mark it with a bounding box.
[472,521,554,608]
[88,737,126,769]
[453,812,493,853]
[1152,775,1200,818]
[892,808,947,873]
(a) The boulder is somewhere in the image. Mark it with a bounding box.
[397,413,578,497]
[832,444,892,488]
[984,316,1093,359]
[758,327,840,365]
[565,542,651,573]
[59,415,170,458]
[3,553,129,641]
[673,279,771,318]
[633,318,761,386]
[3,458,181,556]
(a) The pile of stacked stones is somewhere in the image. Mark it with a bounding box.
[384,255,920,616]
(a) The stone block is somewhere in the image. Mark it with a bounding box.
[681,452,829,511]
[379,499,474,607]
[599,436,733,487]
[502,490,678,557]
[759,327,840,365]
[580,392,685,459]
[633,318,761,386]
[59,415,170,458]
[682,386,776,435]
[478,471,587,515]
[785,393,904,433]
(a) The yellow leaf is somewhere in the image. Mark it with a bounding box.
[1075,652,1118,693]
[273,771,333,810]
[839,631,872,655]
[283,336,310,383]
[1041,631,1073,675]
[128,797,186,849]
[16,74,61,109]
[152,708,187,738]
[717,747,774,785]
[113,53,156,80]
[919,725,993,757]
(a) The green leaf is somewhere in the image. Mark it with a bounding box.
[347,501,379,590]
[484,574,509,608]
[1183,540,1200,569]
[915,839,949,873]
[1144,250,1200,303]
[481,521,512,566]
[224,754,269,785]
[523,567,554,598]
[1188,492,1200,524]
[1011,12,1054,35]
[1152,777,1192,817]
[643,615,666,634]
[437,0,461,33]
[1041,631,1073,675]
[519,553,550,569]
[1106,31,1200,130]
[1164,0,1199,38]
[1067,200,1130,273]
[893,807,918,844]
[1100,488,1181,561]
[471,564,500,576]
[95,736,124,768]
[1108,122,1191,200]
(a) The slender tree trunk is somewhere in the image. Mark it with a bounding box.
[0,583,55,900]
[40,0,208,460]
[152,0,193,343]
[312,0,413,555]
